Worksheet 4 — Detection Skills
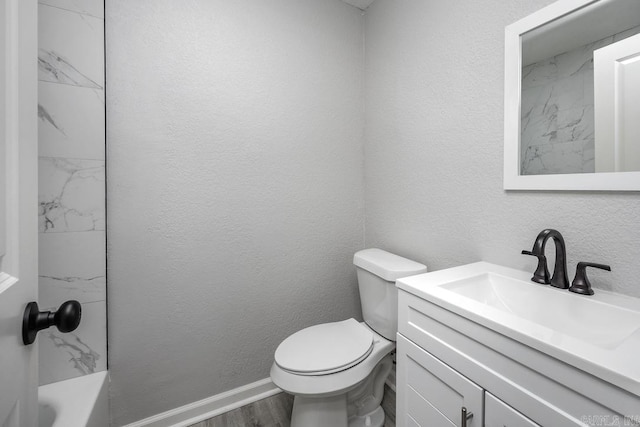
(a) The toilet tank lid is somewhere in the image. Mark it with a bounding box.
[353,248,427,281]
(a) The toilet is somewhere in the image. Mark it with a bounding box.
[270,248,427,427]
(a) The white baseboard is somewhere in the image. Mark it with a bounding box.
[123,378,281,427]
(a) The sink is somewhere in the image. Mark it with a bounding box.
[442,272,640,350]
[396,261,640,394]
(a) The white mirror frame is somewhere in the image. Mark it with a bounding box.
[504,0,640,191]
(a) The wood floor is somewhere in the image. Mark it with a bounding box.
[190,385,396,427]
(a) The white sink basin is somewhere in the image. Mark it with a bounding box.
[442,272,640,350]
[397,262,640,395]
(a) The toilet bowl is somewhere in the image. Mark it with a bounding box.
[270,319,394,427]
[270,249,427,427]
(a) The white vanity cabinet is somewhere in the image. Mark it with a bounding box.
[484,393,539,427]
[396,288,640,427]
[397,334,539,427]
[397,334,483,426]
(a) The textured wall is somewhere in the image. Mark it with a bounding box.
[106,0,364,424]
[364,0,640,298]
[37,0,106,385]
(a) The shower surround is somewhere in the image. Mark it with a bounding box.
[37,0,106,385]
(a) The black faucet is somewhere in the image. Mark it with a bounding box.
[522,229,570,289]
[569,262,611,295]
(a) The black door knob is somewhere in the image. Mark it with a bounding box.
[22,300,82,345]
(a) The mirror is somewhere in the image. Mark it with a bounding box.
[504,0,640,190]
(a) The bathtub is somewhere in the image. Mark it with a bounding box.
[39,371,109,427]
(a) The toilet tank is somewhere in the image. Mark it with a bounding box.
[353,249,427,341]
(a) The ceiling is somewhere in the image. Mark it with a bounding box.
[341,0,376,11]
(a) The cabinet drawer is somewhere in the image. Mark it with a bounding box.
[485,392,540,427]
[398,289,627,425]
[397,334,483,427]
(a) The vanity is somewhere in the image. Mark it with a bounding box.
[395,262,640,426]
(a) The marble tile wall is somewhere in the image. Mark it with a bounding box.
[37,0,106,385]
[520,25,640,176]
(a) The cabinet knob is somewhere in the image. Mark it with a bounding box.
[461,406,473,427]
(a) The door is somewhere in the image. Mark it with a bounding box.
[396,335,483,427]
[594,33,640,172]
[0,0,39,426]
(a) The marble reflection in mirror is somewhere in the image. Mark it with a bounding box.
[519,0,640,176]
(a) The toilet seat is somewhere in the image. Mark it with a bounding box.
[275,318,374,376]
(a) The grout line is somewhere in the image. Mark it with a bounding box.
[38,155,105,162]
[39,230,106,235]
[38,78,105,91]
[38,2,104,20]
[38,230,105,236]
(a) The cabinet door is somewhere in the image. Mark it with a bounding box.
[397,334,483,427]
[485,392,540,427]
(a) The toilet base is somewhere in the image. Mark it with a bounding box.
[291,394,348,427]
[348,405,385,427]
[290,396,386,427]
[288,355,392,427]
[290,395,386,427]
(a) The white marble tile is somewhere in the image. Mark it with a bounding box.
[39,231,105,309]
[38,300,107,386]
[522,58,557,90]
[521,83,555,120]
[584,70,594,107]
[37,0,105,388]
[521,84,558,149]
[39,0,103,19]
[521,111,557,149]
[38,4,104,88]
[554,75,585,112]
[557,105,594,142]
[39,157,105,233]
[522,75,587,134]
[521,139,593,175]
[555,44,594,78]
[39,82,105,160]
[520,29,619,176]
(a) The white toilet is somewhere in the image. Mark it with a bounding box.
[270,248,427,427]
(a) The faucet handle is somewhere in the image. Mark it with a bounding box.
[521,250,550,284]
[569,262,611,296]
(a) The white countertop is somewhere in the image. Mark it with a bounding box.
[397,262,640,397]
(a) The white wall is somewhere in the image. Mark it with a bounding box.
[106,0,365,424]
[107,0,640,423]
[364,0,640,298]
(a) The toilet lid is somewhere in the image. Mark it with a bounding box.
[275,319,374,375]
